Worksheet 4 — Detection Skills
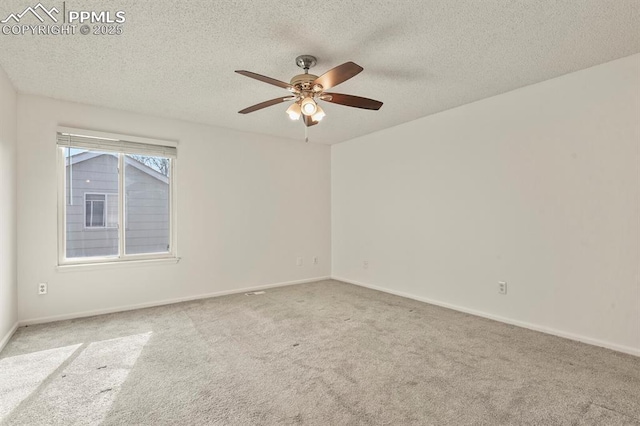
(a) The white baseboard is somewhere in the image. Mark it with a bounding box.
[333,276,640,358]
[0,321,19,353]
[19,276,331,326]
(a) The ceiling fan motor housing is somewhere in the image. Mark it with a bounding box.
[290,73,319,92]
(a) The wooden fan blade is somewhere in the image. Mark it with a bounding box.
[313,62,363,90]
[238,97,291,114]
[235,70,293,90]
[322,93,383,110]
[303,114,319,127]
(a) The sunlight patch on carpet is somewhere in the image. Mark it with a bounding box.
[8,332,152,425]
[0,343,82,421]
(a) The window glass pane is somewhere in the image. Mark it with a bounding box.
[106,194,118,228]
[85,200,92,227]
[124,154,170,255]
[87,199,106,227]
[64,148,119,259]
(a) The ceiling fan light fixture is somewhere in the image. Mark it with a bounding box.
[311,105,325,122]
[301,97,317,116]
[286,102,301,120]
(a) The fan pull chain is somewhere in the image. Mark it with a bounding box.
[304,123,309,143]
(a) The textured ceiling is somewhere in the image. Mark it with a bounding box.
[0,0,639,144]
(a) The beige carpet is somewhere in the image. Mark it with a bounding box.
[1,280,639,425]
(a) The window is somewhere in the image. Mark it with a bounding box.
[57,128,177,265]
[85,193,118,228]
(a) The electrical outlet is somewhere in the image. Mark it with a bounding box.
[296,257,303,267]
[363,260,369,269]
[498,281,507,295]
[38,283,48,295]
[313,256,318,265]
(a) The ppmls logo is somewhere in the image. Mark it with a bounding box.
[1,3,59,23]
[1,2,126,36]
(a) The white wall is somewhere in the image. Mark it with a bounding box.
[0,65,18,348]
[332,54,640,355]
[17,95,331,322]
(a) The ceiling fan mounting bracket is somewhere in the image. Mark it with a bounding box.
[295,55,317,73]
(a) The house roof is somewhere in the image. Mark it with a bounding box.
[66,152,169,184]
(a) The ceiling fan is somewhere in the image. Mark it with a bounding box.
[235,55,383,127]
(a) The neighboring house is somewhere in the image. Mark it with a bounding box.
[65,152,170,258]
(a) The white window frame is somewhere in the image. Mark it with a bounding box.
[57,127,178,266]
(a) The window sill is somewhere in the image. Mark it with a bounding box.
[57,257,180,272]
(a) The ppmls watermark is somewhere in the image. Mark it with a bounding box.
[1,2,125,36]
